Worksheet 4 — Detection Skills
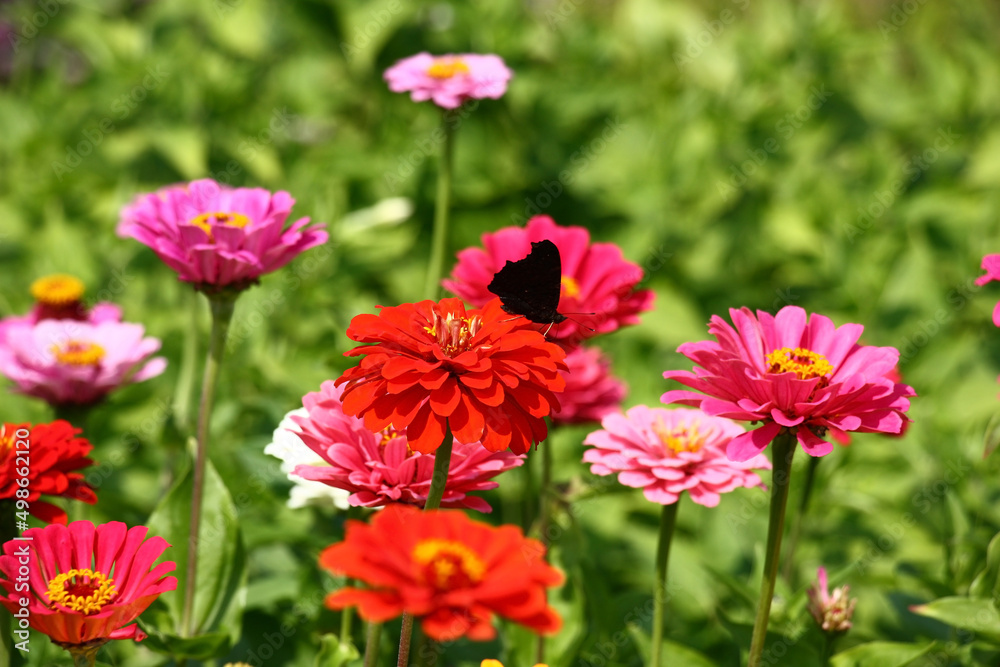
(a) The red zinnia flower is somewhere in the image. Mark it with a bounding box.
[320,505,563,641]
[0,421,97,524]
[335,297,567,454]
[443,215,655,346]
[662,306,915,461]
[0,521,176,650]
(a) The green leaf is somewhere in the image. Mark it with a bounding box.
[830,641,935,667]
[143,454,248,659]
[910,597,1000,643]
[984,410,1000,460]
[970,531,1000,600]
[313,634,361,667]
[626,624,717,667]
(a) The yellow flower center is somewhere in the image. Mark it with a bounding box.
[425,312,482,358]
[653,418,705,455]
[30,275,85,307]
[189,211,251,240]
[412,538,486,590]
[0,425,15,457]
[765,347,833,381]
[426,58,470,79]
[51,341,105,366]
[560,275,580,299]
[46,569,117,614]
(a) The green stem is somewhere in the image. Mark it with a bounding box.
[422,112,456,301]
[173,289,201,435]
[181,292,237,637]
[398,432,454,666]
[340,605,354,646]
[781,455,821,583]
[52,404,90,431]
[363,621,382,667]
[64,641,105,667]
[747,432,797,667]
[535,439,554,664]
[649,501,680,667]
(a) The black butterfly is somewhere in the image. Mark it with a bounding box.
[488,239,567,326]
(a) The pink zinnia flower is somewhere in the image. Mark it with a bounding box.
[288,381,525,512]
[662,306,915,461]
[117,179,327,291]
[551,346,626,424]
[384,52,512,109]
[0,521,176,650]
[976,254,1000,326]
[444,215,655,346]
[0,275,121,345]
[583,406,770,507]
[0,319,166,407]
[806,567,857,633]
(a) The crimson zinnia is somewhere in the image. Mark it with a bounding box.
[0,420,96,523]
[335,297,566,454]
[662,306,914,461]
[0,521,176,656]
[320,505,563,641]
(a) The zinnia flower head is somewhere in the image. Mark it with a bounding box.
[806,567,856,633]
[444,215,655,347]
[0,275,122,344]
[321,505,563,641]
[482,662,547,667]
[976,253,1000,326]
[661,306,915,461]
[117,179,327,292]
[335,297,566,455]
[0,520,177,648]
[384,52,512,109]
[264,406,352,510]
[287,380,524,512]
[551,345,626,424]
[583,406,770,507]
[0,420,97,523]
[0,318,166,407]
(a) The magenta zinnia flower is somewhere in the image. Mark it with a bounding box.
[583,406,770,507]
[0,521,176,650]
[662,306,914,461]
[976,254,1000,326]
[288,381,525,512]
[0,319,166,407]
[551,346,626,424]
[384,52,513,109]
[444,215,655,346]
[117,179,327,291]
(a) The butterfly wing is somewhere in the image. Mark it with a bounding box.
[488,239,567,324]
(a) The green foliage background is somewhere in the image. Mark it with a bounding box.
[2,0,1000,665]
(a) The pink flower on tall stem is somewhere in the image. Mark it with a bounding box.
[287,381,524,512]
[0,319,166,407]
[976,254,1000,326]
[551,346,626,424]
[117,179,327,292]
[385,52,513,109]
[0,521,176,656]
[444,215,655,346]
[583,406,770,507]
[662,306,914,461]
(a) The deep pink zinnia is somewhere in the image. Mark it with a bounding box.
[117,179,327,291]
[976,254,1000,326]
[443,215,655,346]
[0,319,166,407]
[551,345,626,424]
[0,275,122,347]
[661,306,915,461]
[0,521,176,649]
[289,381,524,512]
[583,406,770,507]
[384,52,513,109]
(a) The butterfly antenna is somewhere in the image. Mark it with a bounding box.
[562,312,597,333]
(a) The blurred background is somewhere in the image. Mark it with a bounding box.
[2,0,1000,665]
